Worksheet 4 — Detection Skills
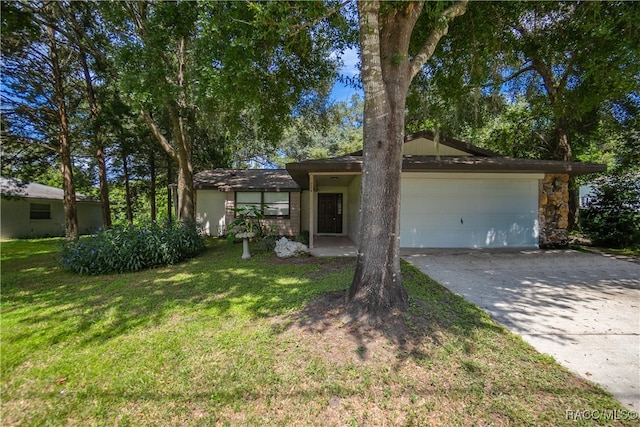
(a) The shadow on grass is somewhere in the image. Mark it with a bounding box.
[2,236,503,377]
[276,260,506,369]
[3,239,624,426]
[267,259,619,423]
[1,239,352,355]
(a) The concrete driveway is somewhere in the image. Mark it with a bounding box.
[401,248,640,410]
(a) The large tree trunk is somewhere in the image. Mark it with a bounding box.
[122,150,133,225]
[347,113,408,317]
[347,0,468,321]
[554,116,580,230]
[79,48,112,228]
[47,25,78,241]
[149,151,157,222]
[347,1,409,319]
[143,106,194,222]
[172,37,194,221]
[140,37,195,222]
[142,108,194,222]
[169,99,194,221]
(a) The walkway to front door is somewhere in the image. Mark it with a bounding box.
[309,236,356,257]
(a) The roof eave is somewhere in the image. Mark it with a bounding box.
[402,159,607,176]
[286,159,363,189]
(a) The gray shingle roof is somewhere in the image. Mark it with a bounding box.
[194,169,300,191]
[0,177,99,202]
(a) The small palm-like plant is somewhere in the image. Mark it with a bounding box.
[227,205,265,240]
[227,205,266,260]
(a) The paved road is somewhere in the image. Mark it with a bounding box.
[402,248,640,410]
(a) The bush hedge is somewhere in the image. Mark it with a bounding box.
[581,170,640,248]
[61,220,205,274]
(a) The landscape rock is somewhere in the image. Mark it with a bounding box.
[274,237,308,258]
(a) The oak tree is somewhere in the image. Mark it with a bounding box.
[347,1,468,320]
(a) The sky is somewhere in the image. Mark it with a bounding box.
[329,47,363,103]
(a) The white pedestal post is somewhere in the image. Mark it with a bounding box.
[241,238,251,260]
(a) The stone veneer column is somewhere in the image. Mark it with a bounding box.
[538,173,570,247]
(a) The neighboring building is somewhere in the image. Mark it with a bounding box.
[579,185,596,208]
[0,178,103,239]
[195,130,606,248]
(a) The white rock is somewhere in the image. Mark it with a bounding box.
[274,237,308,258]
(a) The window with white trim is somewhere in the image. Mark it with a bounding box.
[235,192,290,218]
[30,203,51,220]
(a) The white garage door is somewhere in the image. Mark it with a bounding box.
[400,174,540,248]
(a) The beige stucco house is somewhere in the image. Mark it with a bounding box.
[194,169,302,238]
[194,130,605,248]
[1,178,103,239]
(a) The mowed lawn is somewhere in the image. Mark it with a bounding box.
[1,238,632,426]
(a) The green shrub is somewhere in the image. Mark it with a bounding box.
[61,220,205,274]
[296,230,310,245]
[581,170,640,248]
[256,235,278,252]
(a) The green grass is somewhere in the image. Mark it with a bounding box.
[1,238,634,426]
[597,246,640,257]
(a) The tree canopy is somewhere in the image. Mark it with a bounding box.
[407,1,640,165]
[1,0,353,231]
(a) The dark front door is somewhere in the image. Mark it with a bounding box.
[318,193,343,234]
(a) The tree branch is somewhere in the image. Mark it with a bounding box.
[481,64,535,88]
[409,0,469,81]
[141,110,177,161]
[531,57,558,101]
[558,54,578,92]
[288,0,351,39]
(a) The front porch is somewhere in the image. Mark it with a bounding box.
[305,172,362,251]
[308,235,357,257]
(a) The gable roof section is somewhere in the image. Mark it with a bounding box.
[0,177,99,202]
[286,156,362,189]
[348,130,502,157]
[194,169,300,192]
[404,130,502,157]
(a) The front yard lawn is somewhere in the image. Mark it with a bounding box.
[1,238,632,425]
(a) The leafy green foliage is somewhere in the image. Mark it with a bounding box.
[61,220,205,274]
[408,1,639,164]
[581,170,640,248]
[274,94,363,167]
[226,205,265,239]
